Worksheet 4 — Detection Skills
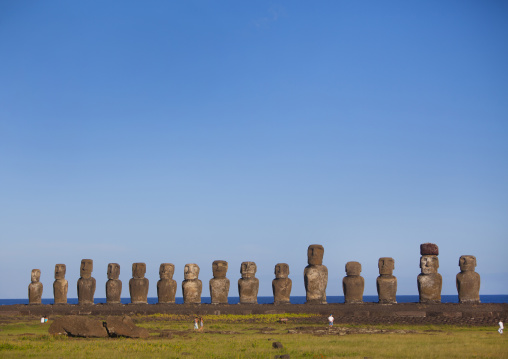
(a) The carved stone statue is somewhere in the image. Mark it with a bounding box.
[238,261,259,304]
[304,244,328,304]
[28,269,43,304]
[157,263,177,304]
[209,260,230,304]
[456,255,480,303]
[182,263,202,304]
[343,261,364,303]
[129,263,149,304]
[106,263,122,304]
[417,243,442,303]
[376,257,397,304]
[272,263,292,304]
[77,259,96,305]
[53,264,68,304]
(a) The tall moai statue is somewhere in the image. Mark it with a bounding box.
[304,244,328,304]
[272,263,292,304]
[77,259,96,305]
[209,260,230,304]
[53,264,68,304]
[238,261,259,304]
[129,263,149,304]
[157,263,177,304]
[343,261,364,303]
[456,255,480,303]
[28,269,43,304]
[376,257,397,304]
[182,263,202,304]
[417,243,442,303]
[106,263,122,304]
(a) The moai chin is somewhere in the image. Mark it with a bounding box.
[417,243,442,303]
[53,264,68,304]
[304,244,328,304]
[209,260,230,304]
[28,269,43,305]
[343,261,364,304]
[272,263,292,304]
[106,263,122,304]
[157,263,177,304]
[182,263,202,304]
[456,255,480,303]
[77,259,96,305]
[238,261,259,304]
[376,257,397,304]
[129,263,149,304]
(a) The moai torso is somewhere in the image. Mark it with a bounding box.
[106,263,122,304]
[417,244,442,303]
[304,245,328,304]
[209,260,230,304]
[28,269,43,304]
[272,263,292,304]
[77,259,96,305]
[343,261,364,304]
[456,255,480,303]
[238,261,259,304]
[157,263,177,304]
[182,263,202,304]
[376,257,397,304]
[129,263,149,304]
[53,264,68,304]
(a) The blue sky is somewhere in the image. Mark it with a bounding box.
[1,1,507,299]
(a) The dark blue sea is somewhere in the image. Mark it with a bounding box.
[1,295,507,305]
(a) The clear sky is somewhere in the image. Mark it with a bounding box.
[1,1,507,300]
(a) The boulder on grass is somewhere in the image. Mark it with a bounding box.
[105,316,149,338]
[49,316,108,338]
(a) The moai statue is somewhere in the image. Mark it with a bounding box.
[272,263,292,304]
[343,261,364,304]
[209,260,230,304]
[106,263,122,304]
[129,263,149,304]
[417,243,442,303]
[53,264,68,304]
[182,263,202,304]
[376,257,397,304]
[77,259,96,305]
[238,261,259,304]
[28,269,43,304]
[456,255,480,303]
[157,263,177,304]
[304,244,328,304]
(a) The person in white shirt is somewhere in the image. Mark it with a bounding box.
[328,314,334,327]
[499,321,504,334]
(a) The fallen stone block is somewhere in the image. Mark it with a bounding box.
[105,316,150,338]
[49,316,108,338]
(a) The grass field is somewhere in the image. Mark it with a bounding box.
[0,313,506,358]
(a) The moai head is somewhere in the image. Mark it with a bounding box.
[420,255,439,274]
[274,263,290,279]
[159,263,175,280]
[184,263,200,280]
[459,255,477,272]
[31,269,41,283]
[307,244,324,265]
[80,259,93,279]
[212,260,228,279]
[107,263,120,280]
[132,263,146,279]
[240,262,257,279]
[378,257,395,275]
[54,264,66,280]
[345,261,362,276]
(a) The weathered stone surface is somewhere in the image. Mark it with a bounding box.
[48,316,108,337]
[275,355,290,359]
[53,264,68,305]
[129,263,149,304]
[182,263,202,304]
[272,341,283,349]
[418,255,442,303]
[377,257,397,304]
[272,263,292,304]
[77,259,96,305]
[456,255,480,303]
[158,263,177,304]
[106,263,122,304]
[238,261,259,304]
[105,315,149,338]
[28,269,43,305]
[420,243,439,256]
[343,261,364,304]
[304,245,327,304]
[209,260,230,304]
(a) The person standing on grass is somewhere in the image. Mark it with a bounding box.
[199,317,204,331]
[499,321,504,334]
[328,314,334,327]
[194,317,199,330]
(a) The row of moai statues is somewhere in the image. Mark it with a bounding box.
[28,243,480,305]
